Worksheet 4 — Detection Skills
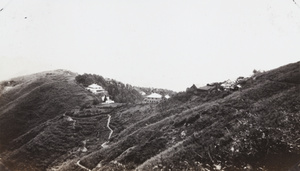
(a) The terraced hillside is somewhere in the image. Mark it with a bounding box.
[0,62,299,171]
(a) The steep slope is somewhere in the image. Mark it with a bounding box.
[76,61,299,171]
[1,104,130,171]
[0,70,156,171]
[0,70,96,152]
[0,62,299,171]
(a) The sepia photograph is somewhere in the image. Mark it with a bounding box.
[0,1,300,170]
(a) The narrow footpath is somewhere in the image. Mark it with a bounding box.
[101,114,114,148]
[76,160,91,171]
[107,114,113,139]
[77,114,114,170]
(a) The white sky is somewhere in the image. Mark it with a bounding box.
[0,0,300,91]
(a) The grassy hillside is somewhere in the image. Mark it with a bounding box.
[0,62,299,171]
[0,70,96,152]
[78,61,300,171]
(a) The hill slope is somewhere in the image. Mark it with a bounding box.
[79,61,300,171]
[0,70,96,153]
[0,62,299,171]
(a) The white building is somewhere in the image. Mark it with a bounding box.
[140,91,146,96]
[102,96,115,104]
[86,84,105,94]
[144,93,162,103]
[165,95,170,99]
[221,80,235,90]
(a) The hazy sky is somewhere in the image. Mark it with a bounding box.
[1,0,300,91]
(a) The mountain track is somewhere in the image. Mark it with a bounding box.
[76,160,91,171]
[107,114,113,140]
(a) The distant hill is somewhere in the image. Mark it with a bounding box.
[0,62,299,171]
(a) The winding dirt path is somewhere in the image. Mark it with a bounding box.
[100,114,113,148]
[107,114,113,139]
[76,160,91,171]
[76,114,114,170]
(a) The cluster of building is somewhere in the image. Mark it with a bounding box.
[86,83,171,104]
[188,78,245,94]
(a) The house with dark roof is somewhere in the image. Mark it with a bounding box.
[195,85,215,91]
[187,84,216,94]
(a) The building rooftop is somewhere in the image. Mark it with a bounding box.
[195,84,215,91]
[147,93,162,98]
[88,83,103,90]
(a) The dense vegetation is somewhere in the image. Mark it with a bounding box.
[75,74,143,103]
